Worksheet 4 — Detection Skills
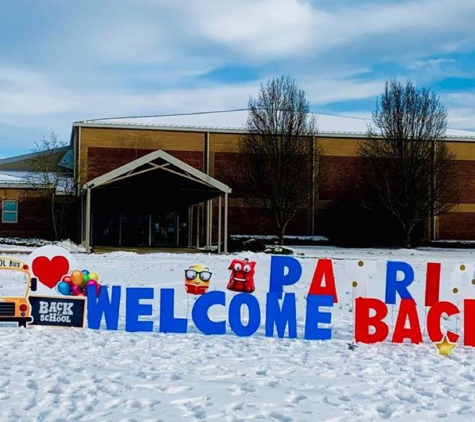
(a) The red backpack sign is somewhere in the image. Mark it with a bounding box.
[227,258,256,293]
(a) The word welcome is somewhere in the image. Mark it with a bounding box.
[87,287,333,340]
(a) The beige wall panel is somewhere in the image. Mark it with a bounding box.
[453,203,475,212]
[318,137,359,157]
[209,133,243,153]
[318,138,475,159]
[0,188,45,199]
[209,133,361,156]
[81,127,205,150]
[446,141,475,160]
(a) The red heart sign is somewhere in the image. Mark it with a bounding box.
[32,256,70,289]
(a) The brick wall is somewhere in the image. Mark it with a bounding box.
[319,155,364,201]
[452,160,475,203]
[438,212,475,240]
[0,190,52,239]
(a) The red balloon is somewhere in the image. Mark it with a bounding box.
[62,275,72,284]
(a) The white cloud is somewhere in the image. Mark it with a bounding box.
[443,92,475,130]
[0,64,51,92]
[158,0,475,62]
[303,78,384,105]
[0,93,77,116]
[2,0,475,154]
[182,0,316,59]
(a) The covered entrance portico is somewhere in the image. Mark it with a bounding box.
[79,150,231,253]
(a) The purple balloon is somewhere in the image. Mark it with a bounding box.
[85,280,101,296]
[70,284,83,296]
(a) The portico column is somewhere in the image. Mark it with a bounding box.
[84,188,91,252]
[224,193,228,254]
[218,196,222,253]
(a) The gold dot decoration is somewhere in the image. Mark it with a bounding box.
[358,261,364,267]
[352,281,358,287]
[472,279,475,285]
[460,265,466,271]
[453,287,459,294]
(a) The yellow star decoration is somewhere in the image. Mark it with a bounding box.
[434,335,457,356]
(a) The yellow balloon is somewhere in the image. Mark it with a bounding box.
[71,269,84,287]
[89,271,99,282]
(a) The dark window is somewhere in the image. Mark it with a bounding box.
[2,200,18,223]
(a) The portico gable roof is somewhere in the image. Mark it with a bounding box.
[82,149,231,203]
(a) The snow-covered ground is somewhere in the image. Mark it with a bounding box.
[0,240,474,421]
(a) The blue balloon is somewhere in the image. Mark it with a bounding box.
[81,269,90,275]
[57,281,71,296]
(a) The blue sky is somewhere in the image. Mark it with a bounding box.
[1,0,475,157]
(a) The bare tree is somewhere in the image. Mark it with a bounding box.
[356,79,458,247]
[27,132,75,240]
[239,75,322,244]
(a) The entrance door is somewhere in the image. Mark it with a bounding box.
[151,212,178,247]
[120,212,151,246]
[93,211,179,247]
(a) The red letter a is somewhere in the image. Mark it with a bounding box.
[391,299,423,344]
[308,258,338,303]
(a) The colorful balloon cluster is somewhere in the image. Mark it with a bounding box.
[56,269,102,297]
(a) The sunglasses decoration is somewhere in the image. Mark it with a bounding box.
[184,264,213,295]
